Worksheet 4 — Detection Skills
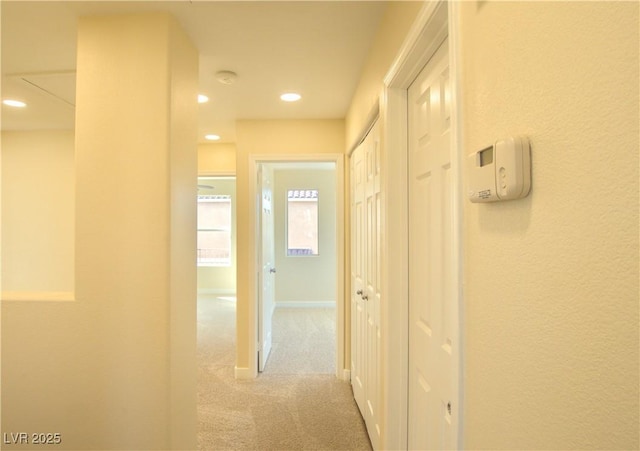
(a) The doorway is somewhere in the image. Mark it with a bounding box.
[381,1,463,449]
[197,176,237,298]
[249,154,345,379]
[258,161,338,374]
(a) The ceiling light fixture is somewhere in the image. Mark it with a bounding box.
[198,94,209,104]
[280,92,301,102]
[205,134,221,141]
[2,99,27,108]
[215,71,238,85]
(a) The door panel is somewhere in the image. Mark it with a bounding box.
[258,164,275,372]
[351,120,381,449]
[408,37,458,450]
[351,144,366,412]
[364,123,381,449]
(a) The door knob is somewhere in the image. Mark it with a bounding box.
[270,268,276,274]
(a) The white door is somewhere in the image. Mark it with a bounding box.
[407,37,459,449]
[258,164,275,372]
[364,120,381,449]
[351,120,381,449]
[351,142,366,412]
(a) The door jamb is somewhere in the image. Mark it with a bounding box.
[248,153,346,379]
[380,1,464,449]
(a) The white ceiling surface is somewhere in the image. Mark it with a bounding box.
[1,1,386,143]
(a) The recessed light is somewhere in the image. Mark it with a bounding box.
[198,94,209,104]
[2,99,27,108]
[205,134,221,141]
[280,93,301,102]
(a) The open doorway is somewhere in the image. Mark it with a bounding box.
[196,175,238,400]
[196,176,236,298]
[259,162,338,375]
[250,157,344,378]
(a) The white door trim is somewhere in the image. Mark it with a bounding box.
[380,1,464,449]
[248,153,346,379]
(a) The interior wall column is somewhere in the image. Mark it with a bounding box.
[75,13,198,449]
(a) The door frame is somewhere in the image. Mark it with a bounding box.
[248,153,345,379]
[380,1,464,449]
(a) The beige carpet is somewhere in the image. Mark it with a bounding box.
[265,307,336,374]
[197,296,372,451]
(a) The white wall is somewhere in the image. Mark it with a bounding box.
[1,130,74,295]
[274,168,336,305]
[197,177,236,294]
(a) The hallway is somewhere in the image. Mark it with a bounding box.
[197,295,371,450]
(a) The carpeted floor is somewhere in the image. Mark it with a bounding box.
[197,295,372,450]
[265,307,336,375]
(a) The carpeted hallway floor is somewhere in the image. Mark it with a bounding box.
[197,295,372,450]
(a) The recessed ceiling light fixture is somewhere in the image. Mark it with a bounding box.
[2,99,27,108]
[280,93,301,102]
[205,134,221,141]
[198,94,209,104]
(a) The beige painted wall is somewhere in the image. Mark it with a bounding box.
[1,130,74,294]
[274,168,336,303]
[198,142,236,175]
[459,2,639,449]
[345,1,423,150]
[196,177,236,294]
[2,14,198,450]
[235,119,344,372]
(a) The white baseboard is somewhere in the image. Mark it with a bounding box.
[342,369,351,382]
[234,366,254,380]
[198,289,236,296]
[275,301,336,309]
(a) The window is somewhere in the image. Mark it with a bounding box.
[286,189,318,256]
[197,195,231,266]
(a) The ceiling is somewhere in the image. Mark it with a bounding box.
[0,1,387,143]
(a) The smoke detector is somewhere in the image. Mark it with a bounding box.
[215,71,238,85]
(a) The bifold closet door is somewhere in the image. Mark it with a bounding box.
[351,120,381,449]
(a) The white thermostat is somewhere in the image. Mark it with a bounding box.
[467,136,531,203]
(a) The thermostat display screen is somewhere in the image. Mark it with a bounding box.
[479,146,493,166]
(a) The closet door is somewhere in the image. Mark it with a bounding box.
[351,120,381,449]
[350,140,366,414]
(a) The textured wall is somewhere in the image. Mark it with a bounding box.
[460,2,639,449]
[1,130,75,293]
